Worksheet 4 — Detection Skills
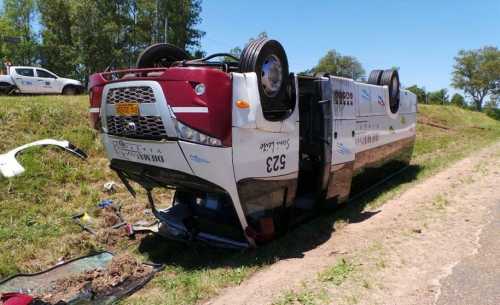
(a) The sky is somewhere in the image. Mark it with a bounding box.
[199,0,500,94]
[1,0,498,95]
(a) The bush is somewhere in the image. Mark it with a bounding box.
[485,107,500,121]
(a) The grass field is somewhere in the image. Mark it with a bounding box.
[1,96,500,305]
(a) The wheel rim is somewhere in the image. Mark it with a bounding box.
[261,54,283,97]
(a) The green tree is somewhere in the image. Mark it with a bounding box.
[72,0,137,76]
[229,46,242,57]
[1,0,205,80]
[450,93,466,108]
[406,85,427,104]
[0,17,18,71]
[484,94,500,120]
[0,0,37,66]
[34,0,205,81]
[428,89,449,105]
[38,0,79,78]
[134,0,205,52]
[311,50,365,79]
[452,46,500,111]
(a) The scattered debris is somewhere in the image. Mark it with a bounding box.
[72,213,97,235]
[38,254,152,304]
[103,181,118,194]
[96,227,128,246]
[73,202,137,245]
[98,199,113,209]
[100,205,122,227]
[131,220,160,234]
[0,252,163,305]
[0,139,87,178]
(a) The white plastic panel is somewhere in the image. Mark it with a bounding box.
[232,73,258,129]
[179,142,249,231]
[231,72,300,181]
[357,85,372,116]
[180,142,237,194]
[356,83,388,117]
[232,127,300,182]
[332,119,356,165]
[101,134,192,174]
[231,72,284,133]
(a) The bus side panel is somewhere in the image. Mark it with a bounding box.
[350,88,417,194]
[326,161,354,203]
[324,77,357,203]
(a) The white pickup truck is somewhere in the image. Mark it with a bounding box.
[0,66,84,95]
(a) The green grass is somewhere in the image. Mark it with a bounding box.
[272,287,330,305]
[318,258,355,285]
[1,97,500,305]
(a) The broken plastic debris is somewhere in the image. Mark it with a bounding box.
[0,139,87,178]
[98,199,114,209]
[103,181,118,194]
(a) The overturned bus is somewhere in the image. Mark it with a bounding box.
[88,38,417,249]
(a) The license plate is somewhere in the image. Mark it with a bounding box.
[110,139,167,165]
[116,103,139,116]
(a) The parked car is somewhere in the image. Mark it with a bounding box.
[89,39,417,249]
[0,66,84,95]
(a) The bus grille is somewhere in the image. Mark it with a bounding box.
[106,86,155,104]
[106,116,167,139]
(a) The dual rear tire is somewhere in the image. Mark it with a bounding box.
[368,69,400,113]
[239,38,293,121]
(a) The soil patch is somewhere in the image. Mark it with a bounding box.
[417,117,452,130]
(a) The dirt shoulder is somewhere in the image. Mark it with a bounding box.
[206,142,500,305]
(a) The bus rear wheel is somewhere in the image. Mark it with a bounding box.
[136,43,191,68]
[239,38,293,121]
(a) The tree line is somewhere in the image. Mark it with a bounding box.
[0,0,204,82]
[306,46,499,111]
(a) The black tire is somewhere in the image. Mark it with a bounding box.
[368,69,384,85]
[136,43,191,68]
[380,69,400,113]
[239,38,292,121]
[0,82,13,95]
[62,86,77,95]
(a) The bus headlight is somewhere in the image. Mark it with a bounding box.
[174,119,222,147]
